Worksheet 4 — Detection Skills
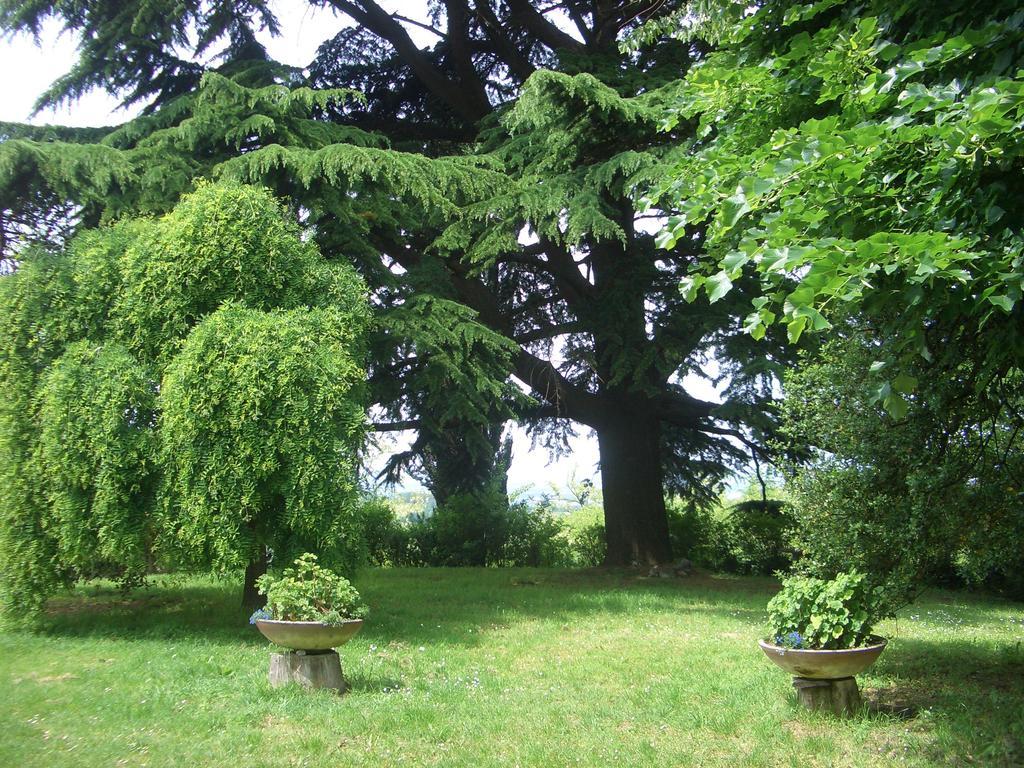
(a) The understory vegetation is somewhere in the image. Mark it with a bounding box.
[358,489,797,576]
[358,485,1023,603]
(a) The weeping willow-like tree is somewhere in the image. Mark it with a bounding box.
[0,251,84,617]
[0,182,372,621]
[0,1,796,566]
[160,304,370,609]
[35,341,158,580]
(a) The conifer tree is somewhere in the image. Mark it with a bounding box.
[0,2,791,565]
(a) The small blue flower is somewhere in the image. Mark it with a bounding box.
[249,608,272,625]
[775,631,804,649]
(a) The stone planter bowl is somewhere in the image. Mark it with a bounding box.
[758,636,887,679]
[255,619,364,651]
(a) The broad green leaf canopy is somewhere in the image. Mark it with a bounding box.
[648,0,1024,413]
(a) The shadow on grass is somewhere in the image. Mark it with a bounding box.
[863,636,1024,766]
[351,567,774,647]
[30,567,774,648]
[345,673,407,694]
[36,579,267,647]
[871,635,1024,705]
[862,697,919,721]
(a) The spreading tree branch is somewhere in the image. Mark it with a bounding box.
[371,419,423,432]
[515,321,584,344]
[506,0,587,54]
[325,0,492,122]
[471,0,536,82]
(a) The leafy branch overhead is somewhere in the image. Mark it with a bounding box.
[0,71,501,229]
[647,1,1024,415]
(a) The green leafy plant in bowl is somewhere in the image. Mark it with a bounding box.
[766,570,889,650]
[759,570,893,682]
[255,553,368,626]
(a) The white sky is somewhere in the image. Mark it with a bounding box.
[0,3,727,497]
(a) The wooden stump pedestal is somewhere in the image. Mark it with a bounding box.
[269,650,346,693]
[793,676,861,716]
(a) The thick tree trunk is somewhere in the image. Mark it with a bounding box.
[596,408,673,567]
[242,549,268,611]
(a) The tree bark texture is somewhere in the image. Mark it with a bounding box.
[269,651,346,693]
[597,406,673,566]
[242,549,268,611]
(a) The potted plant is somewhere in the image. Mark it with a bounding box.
[758,570,892,714]
[250,553,368,651]
[250,553,368,692]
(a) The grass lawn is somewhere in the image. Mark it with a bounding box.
[1,568,1022,767]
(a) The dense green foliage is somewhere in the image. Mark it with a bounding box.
[0,252,86,615]
[3,0,1022,580]
[357,491,793,575]
[256,553,368,625]
[0,182,370,622]
[160,304,368,576]
[665,499,795,577]
[644,0,1024,595]
[36,341,157,579]
[766,570,891,650]
[650,1,1023,392]
[720,501,795,576]
[0,0,799,565]
[782,334,1024,599]
[362,491,567,568]
[113,180,362,364]
[3,61,523,519]
[427,491,529,567]
[554,505,607,567]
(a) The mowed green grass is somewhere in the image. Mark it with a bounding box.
[1,569,1022,768]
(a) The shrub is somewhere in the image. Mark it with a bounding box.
[159,304,368,577]
[766,571,891,650]
[665,498,794,576]
[413,489,564,567]
[358,496,405,567]
[361,492,574,568]
[36,342,158,580]
[724,500,795,575]
[501,499,568,567]
[556,505,606,567]
[255,553,367,625]
[392,515,434,567]
[426,488,510,566]
[782,336,1024,602]
[360,491,796,575]
[666,501,730,570]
